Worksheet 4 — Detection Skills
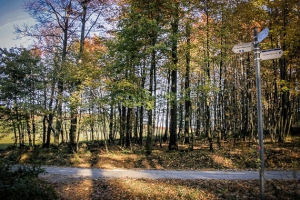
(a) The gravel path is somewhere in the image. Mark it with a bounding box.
[38,166,300,183]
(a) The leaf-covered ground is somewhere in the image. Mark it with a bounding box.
[1,136,300,199]
[49,178,300,200]
[7,137,300,171]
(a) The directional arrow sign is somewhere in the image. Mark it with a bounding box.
[260,48,283,60]
[232,42,253,53]
[257,27,269,43]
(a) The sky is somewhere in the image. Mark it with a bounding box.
[0,0,35,49]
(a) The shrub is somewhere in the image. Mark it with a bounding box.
[0,159,58,200]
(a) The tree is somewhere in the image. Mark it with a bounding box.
[18,0,112,150]
[16,0,78,148]
[265,0,299,142]
[69,0,112,151]
[168,1,180,151]
[3,0,299,153]
[182,1,194,146]
[0,47,41,147]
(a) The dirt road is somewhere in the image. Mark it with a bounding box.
[38,166,300,183]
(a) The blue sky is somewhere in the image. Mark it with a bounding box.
[0,0,35,48]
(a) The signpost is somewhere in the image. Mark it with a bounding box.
[253,27,265,200]
[260,48,283,60]
[257,27,269,43]
[232,42,253,53]
[232,27,283,200]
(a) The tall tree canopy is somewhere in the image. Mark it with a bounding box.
[0,0,298,152]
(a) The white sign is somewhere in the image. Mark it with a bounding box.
[232,42,253,53]
[258,27,269,43]
[260,48,283,60]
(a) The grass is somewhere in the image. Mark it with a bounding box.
[0,134,14,149]
[0,133,55,149]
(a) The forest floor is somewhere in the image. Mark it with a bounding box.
[1,136,300,199]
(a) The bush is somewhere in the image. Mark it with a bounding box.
[0,159,58,200]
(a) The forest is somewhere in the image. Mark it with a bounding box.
[0,0,300,154]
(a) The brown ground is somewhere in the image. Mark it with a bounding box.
[2,136,300,199]
[50,178,299,200]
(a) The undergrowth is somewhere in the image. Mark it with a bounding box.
[0,158,58,200]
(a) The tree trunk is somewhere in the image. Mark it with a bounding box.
[42,115,47,146]
[145,9,158,154]
[126,107,132,148]
[178,98,183,139]
[145,40,156,154]
[163,69,171,142]
[13,122,18,147]
[139,60,146,145]
[26,118,32,147]
[205,6,213,152]
[278,5,290,142]
[109,105,114,143]
[133,109,138,143]
[31,112,36,147]
[56,1,71,150]
[184,19,191,145]
[169,2,179,151]
[119,105,126,146]
[69,1,88,152]
[45,113,53,148]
